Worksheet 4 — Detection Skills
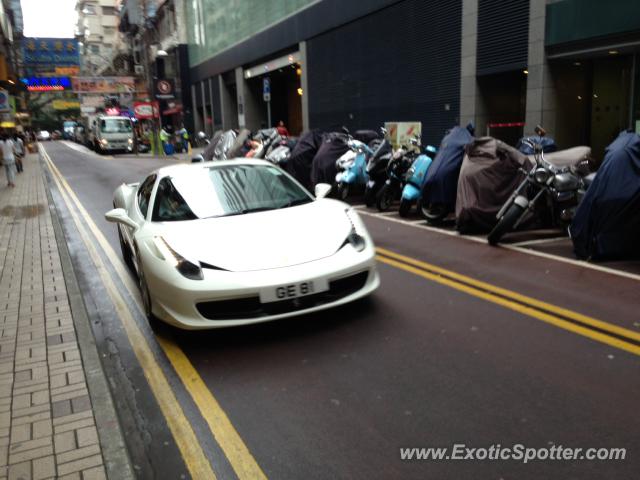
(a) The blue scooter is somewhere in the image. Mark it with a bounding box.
[399,145,437,217]
[335,139,375,200]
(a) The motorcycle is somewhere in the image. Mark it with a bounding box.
[334,137,376,200]
[376,136,421,212]
[363,128,393,207]
[487,138,594,245]
[399,145,437,217]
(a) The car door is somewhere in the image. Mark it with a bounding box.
[125,174,156,263]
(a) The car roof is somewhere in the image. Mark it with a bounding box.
[152,159,275,179]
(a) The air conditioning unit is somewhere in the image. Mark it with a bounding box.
[134,64,144,75]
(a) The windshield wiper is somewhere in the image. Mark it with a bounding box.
[278,198,312,209]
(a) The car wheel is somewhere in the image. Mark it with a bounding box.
[134,247,157,326]
[117,226,134,271]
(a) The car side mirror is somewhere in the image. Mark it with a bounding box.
[314,183,332,199]
[105,208,138,230]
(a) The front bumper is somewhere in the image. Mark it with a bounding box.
[143,245,379,330]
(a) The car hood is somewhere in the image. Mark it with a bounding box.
[162,200,353,272]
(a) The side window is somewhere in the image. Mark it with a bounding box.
[137,175,156,219]
[152,178,197,222]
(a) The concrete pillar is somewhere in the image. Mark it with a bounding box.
[299,40,310,131]
[235,67,246,128]
[218,75,237,130]
[200,81,210,135]
[191,84,200,133]
[208,77,215,130]
[525,0,557,135]
[459,0,478,127]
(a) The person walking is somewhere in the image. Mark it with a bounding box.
[13,133,25,173]
[1,133,17,188]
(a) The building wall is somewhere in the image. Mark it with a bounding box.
[307,0,462,145]
[76,0,120,75]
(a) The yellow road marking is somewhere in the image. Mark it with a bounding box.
[377,247,640,344]
[42,146,267,480]
[42,148,216,479]
[376,253,640,357]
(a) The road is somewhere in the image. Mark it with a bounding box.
[41,141,640,479]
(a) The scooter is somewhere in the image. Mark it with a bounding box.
[376,136,421,211]
[334,138,376,200]
[363,128,393,207]
[399,145,437,217]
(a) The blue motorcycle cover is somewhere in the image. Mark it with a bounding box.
[516,135,557,154]
[570,131,640,260]
[421,126,474,209]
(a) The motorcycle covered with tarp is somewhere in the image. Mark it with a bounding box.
[419,124,475,223]
[285,129,325,190]
[570,130,640,260]
[311,131,350,187]
[456,137,534,234]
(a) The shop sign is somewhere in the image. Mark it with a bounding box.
[384,122,422,149]
[22,38,80,67]
[133,101,159,119]
[154,79,175,100]
[72,77,136,94]
[52,100,81,110]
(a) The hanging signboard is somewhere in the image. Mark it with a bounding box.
[72,77,136,94]
[133,101,159,119]
[154,79,175,100]
[22,38,80,67]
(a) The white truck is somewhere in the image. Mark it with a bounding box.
[86,115,134,154]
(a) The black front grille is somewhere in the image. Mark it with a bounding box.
[196,271,370,321]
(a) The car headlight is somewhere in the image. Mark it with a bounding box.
[534,167,550,184]
[156,237,204,280]
[100,138,108,145]
[128,138,133,144]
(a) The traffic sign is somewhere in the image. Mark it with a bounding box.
[263,77,271,102]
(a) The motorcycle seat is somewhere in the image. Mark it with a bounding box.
[540,146,591,168]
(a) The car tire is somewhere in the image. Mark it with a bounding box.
[134,247,159,327]
[117,226,134,271]
[399,198,413,217]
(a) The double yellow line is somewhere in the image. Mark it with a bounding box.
[376,247,640,357]
[41,147,266,480]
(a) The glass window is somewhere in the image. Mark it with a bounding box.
[137,175,156,218]
[100,118,132,133]
[102,6,116,15]
[152,178,197,222]
[162,164,312,220]
[90,44,99,54]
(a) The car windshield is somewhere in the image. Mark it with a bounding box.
[100,119,132,133]
[153,164,313,221]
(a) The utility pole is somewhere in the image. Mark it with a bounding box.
[141,22,162,155]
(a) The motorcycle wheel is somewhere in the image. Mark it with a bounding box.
[364,186,376,207]
[399,198,413,217]
[487,204,524,246]
[336,183,350,201]
[376,184,394,212]
[420,202,447,223]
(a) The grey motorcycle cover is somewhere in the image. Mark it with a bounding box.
[456,137,533,233]
[310,132,350,187]
[285,129,324,189]
[570,131,640,260]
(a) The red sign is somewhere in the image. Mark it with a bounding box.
[133,101,158,119]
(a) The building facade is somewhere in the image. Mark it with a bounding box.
[186,0,640,155]
[76,0,121,75]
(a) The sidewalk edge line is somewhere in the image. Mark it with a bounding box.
[40,151,136,480]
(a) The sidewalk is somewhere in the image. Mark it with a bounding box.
[0,153,132,479]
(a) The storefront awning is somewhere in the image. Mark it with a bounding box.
[162,105,183,115]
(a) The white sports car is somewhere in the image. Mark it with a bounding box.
[105,159,379,329]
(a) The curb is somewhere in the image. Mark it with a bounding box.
[40,149,136,480]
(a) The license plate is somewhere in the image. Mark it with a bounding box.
[260,278,329,303]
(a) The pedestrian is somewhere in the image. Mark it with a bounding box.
[0,133,17,188]
[13,133,25,173]
[276,120,289,137]
[177,124,190,152]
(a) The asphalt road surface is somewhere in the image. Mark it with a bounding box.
[41,141,640,479]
